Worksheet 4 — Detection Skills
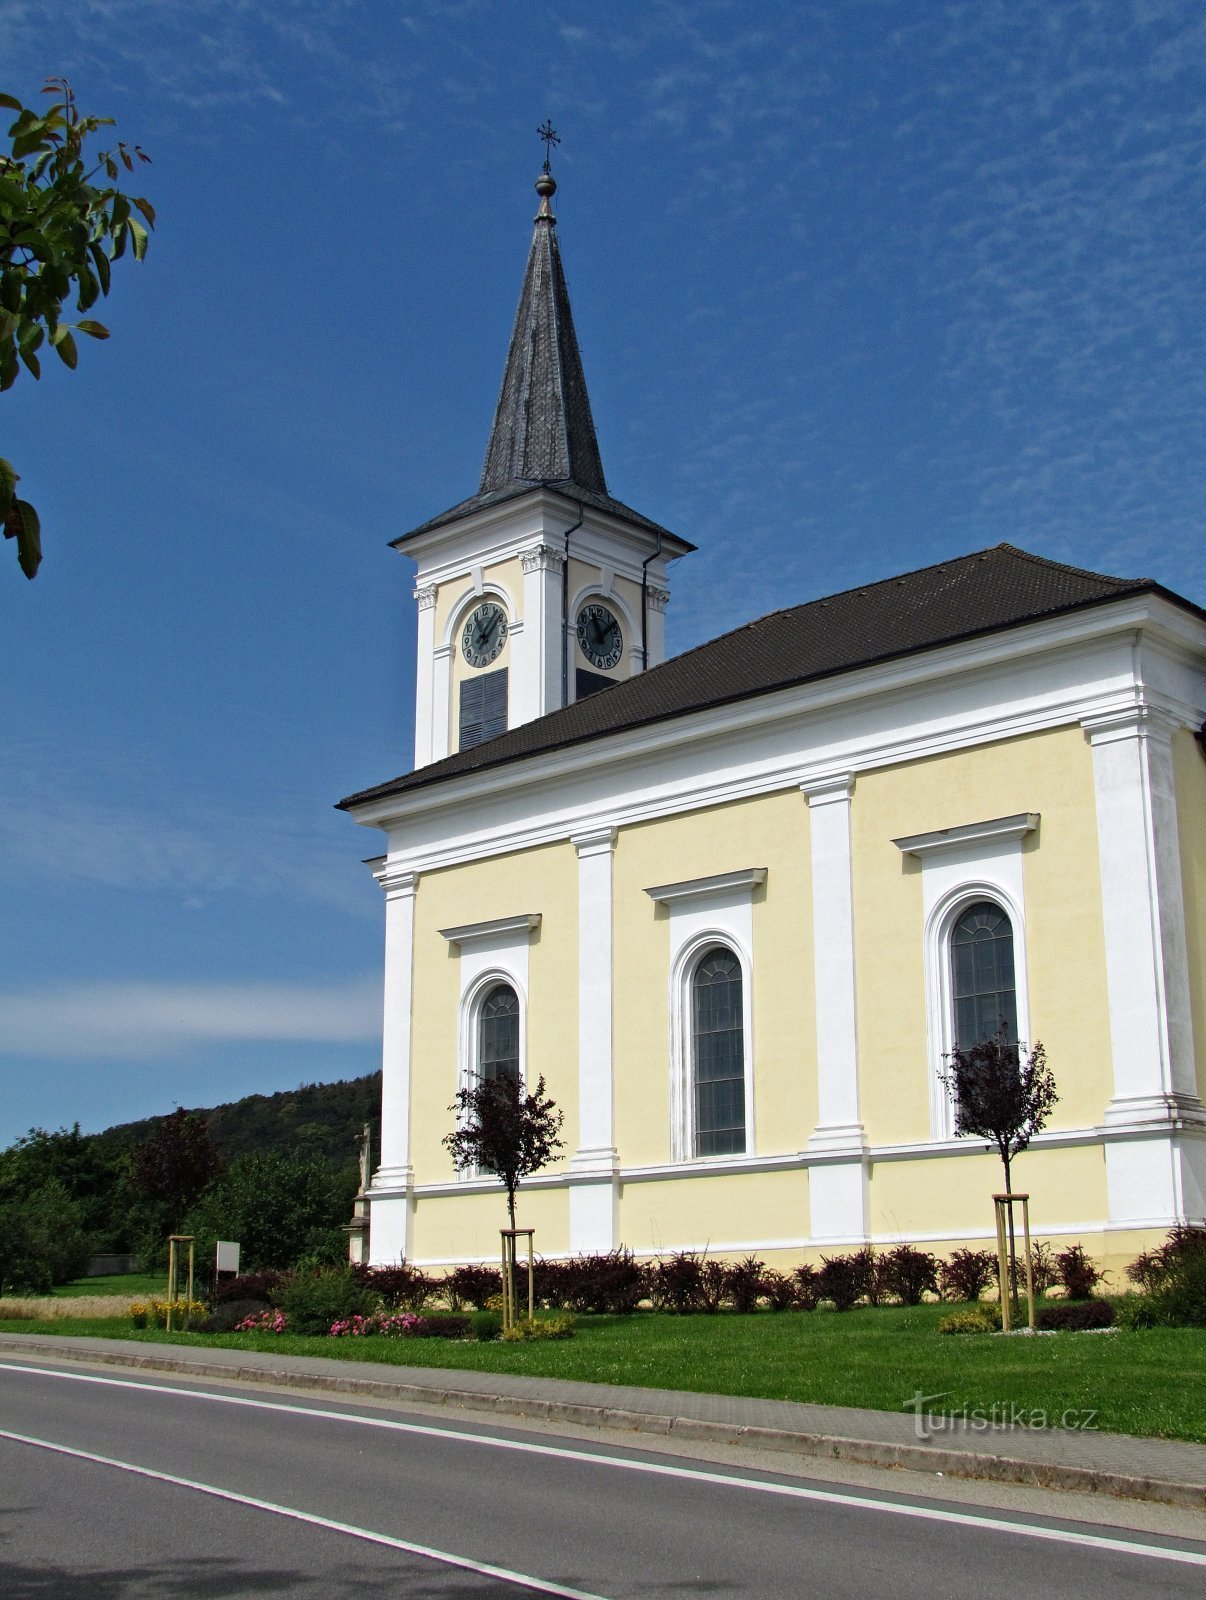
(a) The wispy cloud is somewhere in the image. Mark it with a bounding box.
[0,975,381,1059]
[0,744,375,918]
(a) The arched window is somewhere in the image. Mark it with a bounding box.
[691,948,746,1156]
[477,982,519,1082]
[950,901,1017,1048]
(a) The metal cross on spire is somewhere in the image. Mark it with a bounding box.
[537,119,560,173]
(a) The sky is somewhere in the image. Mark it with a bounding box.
[2,0,1204,1146]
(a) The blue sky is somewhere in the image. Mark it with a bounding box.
[2,1,1204,1145]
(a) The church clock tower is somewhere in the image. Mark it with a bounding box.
[395,149,694,767]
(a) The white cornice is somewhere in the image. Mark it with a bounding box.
[345,595,1206,864]
[438,912,542,946]
[893,812,1040,858]
[644,867,767,905]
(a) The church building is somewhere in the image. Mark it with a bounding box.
[339,163,1206,1277]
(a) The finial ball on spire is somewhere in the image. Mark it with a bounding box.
[535,171,557,198]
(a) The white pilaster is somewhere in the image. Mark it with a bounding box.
[644,586,669,671]
[1084,706,1206,1227]
[369,862,418,1262]
[520,543,567,719]
[431,643,453,763]
[802,774,869,1242]
[412,587,437,767]
[569,825,619,1252]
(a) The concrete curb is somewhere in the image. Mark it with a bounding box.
[4,1336,1203,1512]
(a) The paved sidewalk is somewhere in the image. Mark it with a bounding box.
[1,1330,1203,1512]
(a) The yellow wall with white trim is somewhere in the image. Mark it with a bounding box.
[866,1141,1106,1241]
[412,1183,569,1265]
[408,840,579,1187]
[851,727,1112,1145]
[618,1169,809,1256]
[610,789,816,1165]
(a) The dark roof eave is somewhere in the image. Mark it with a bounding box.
[390,480,694,554]
[337,578,1189,814]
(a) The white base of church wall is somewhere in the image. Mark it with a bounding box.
[1105,1129,1206,1228]
[366,1188,413,1264]
[805,1157,869,1244]
[569,1179,618,1254]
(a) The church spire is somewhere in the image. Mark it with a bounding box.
[478,157,608,498]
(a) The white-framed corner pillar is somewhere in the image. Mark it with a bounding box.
[368,861,419,1262]
[643,585,669,672]
[519,542,567,722]
[1084,706,1206,1227]
[802,774,869,1242]
[412,586,438,768]
[569,826,620,1252]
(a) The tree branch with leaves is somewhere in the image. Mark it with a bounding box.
[1,78,153,578]
[443,1072,564,1229]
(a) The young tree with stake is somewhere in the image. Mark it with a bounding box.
[940,1029,1058,1302]
[444,1073,564,1230]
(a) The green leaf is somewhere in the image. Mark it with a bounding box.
[53,328,77,369]
[0,457,16,516]
[0,94,23,112]
[76,318,109,339]
[0,341,17,390]
[111,221,127,260]
[0,274,19,314]
[88,240,111,294]
[18,343,40,378]
[128,216,148,260]
[13,498,42,579]
[76,264,99,312]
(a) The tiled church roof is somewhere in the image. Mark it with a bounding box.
[340,542,1198,809]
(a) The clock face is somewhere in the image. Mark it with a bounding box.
[461,602,508,668]
[576,603,623,671]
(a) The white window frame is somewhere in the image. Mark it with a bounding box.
[459,968,527,1094]
[646,869,763,1163]
[895,816,1036,1142]
[440,914,539,1178]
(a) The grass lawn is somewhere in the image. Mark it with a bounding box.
[53,1273,166,1299]
[2,1302,1202,1445]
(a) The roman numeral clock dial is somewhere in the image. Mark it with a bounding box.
[576,602,623,671]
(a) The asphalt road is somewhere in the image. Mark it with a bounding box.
[1,1358,1204,1598]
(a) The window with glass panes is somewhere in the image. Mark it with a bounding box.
[950,902,1017,1047]
[477,983,519,1082]
[691,949,746,1156]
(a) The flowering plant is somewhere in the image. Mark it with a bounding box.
[236,1308,288,1333]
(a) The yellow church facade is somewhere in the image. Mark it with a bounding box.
[340,168,1206,1279]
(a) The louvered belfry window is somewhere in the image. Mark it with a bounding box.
[459,668,508,751]
[692,949,746,1156]
[478,983,520,1083]
[950,901,1018,1047]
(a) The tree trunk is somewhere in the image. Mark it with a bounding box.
[1002,1148,1018,1316]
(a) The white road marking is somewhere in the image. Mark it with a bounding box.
[2,1360,1204,1570]
[0,1424,611,1600]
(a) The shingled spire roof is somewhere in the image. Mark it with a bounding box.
[478,168,607,495]
[392,171,689,550]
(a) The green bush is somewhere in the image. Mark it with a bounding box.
[470,1310,503,1341]
[279,1265,377,1335]
[937,1305,1001,1335]
[1120,1246,1206,1329]
[499,1311,575,1342]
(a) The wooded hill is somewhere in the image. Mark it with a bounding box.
[88,1072,382,1168]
